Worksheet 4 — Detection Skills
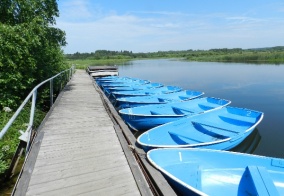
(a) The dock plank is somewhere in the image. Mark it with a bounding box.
[27,167,136,195]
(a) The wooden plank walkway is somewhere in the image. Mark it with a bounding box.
[13,70,143,195]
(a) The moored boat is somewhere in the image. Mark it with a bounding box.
[115,90,204,109]
[112,85,183,99]
[105,82,163,92]
[137,106,263,151]
[96,77,150,87]
[119,97,230,131]
[103,82,164,97]
[87,66,118,78]
[147,148,284,196]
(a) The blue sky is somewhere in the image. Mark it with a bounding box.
[56,0,284,54]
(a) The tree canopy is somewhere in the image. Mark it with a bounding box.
[0,0,67,108]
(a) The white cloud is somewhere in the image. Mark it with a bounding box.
[226,16,266,24]
[57,1,284,53]
[129,11,191,17]
[59,0,106,22]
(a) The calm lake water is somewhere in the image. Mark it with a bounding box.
[117,59,284,159]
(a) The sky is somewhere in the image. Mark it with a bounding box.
[56,0,284,54]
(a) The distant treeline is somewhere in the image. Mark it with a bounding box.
[65,46,284,63]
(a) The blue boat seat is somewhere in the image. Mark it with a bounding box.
[191,121,234,138]
[172,107,194,115]
[191,117,252,136]
[157,98,172,102]
[238,166,279,196]
[198,104,215,110]
[218,115,255,127]
[168,130,210,145]
[150,111,162,115]
[178,96,191,100]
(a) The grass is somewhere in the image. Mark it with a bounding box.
[0,104,46,175]
[186,51,284,64]
[66,58,132,69]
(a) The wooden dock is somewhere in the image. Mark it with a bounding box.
[13,69,177,196]
[13,70,144,195]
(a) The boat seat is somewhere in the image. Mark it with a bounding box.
[172,107,194,115]
[198,104,216,111]
[157,98,172,103]
[239,166,279,196]
[178,96,191,100]
[191,121,234,138]
[168,130,209,144]
[150,111,162,115]
[191,118,249,135]
[218,115,255,127]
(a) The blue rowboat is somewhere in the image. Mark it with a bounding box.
[138,106,263,151]
[98,79,150,88]
[101,80,154,91]
[95,75,120,81]
[115,90,204,109]
[112,86,183,99]
[103,82,164,97]
[95,76,131,86]
[95,76,132,82]
[105,82,163,92]
[95,76,121,82]
[147,148,284,196]
[96,77,150,87]
[119,97,230,131]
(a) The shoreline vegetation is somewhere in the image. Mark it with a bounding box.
[66,46,284,69]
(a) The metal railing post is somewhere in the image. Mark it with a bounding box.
[65,71,68,84]
[50,79,54,108]
[26,90,37,152]
[60,74,63,91]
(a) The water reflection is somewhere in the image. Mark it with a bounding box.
[230,128,261,154]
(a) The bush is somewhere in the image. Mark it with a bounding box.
[0,0,68,109]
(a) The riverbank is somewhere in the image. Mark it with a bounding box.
[66,47,284,69]
[67,58,131,69]
[186,49,284,64]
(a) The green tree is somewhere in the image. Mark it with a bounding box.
[0,0,67,109]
